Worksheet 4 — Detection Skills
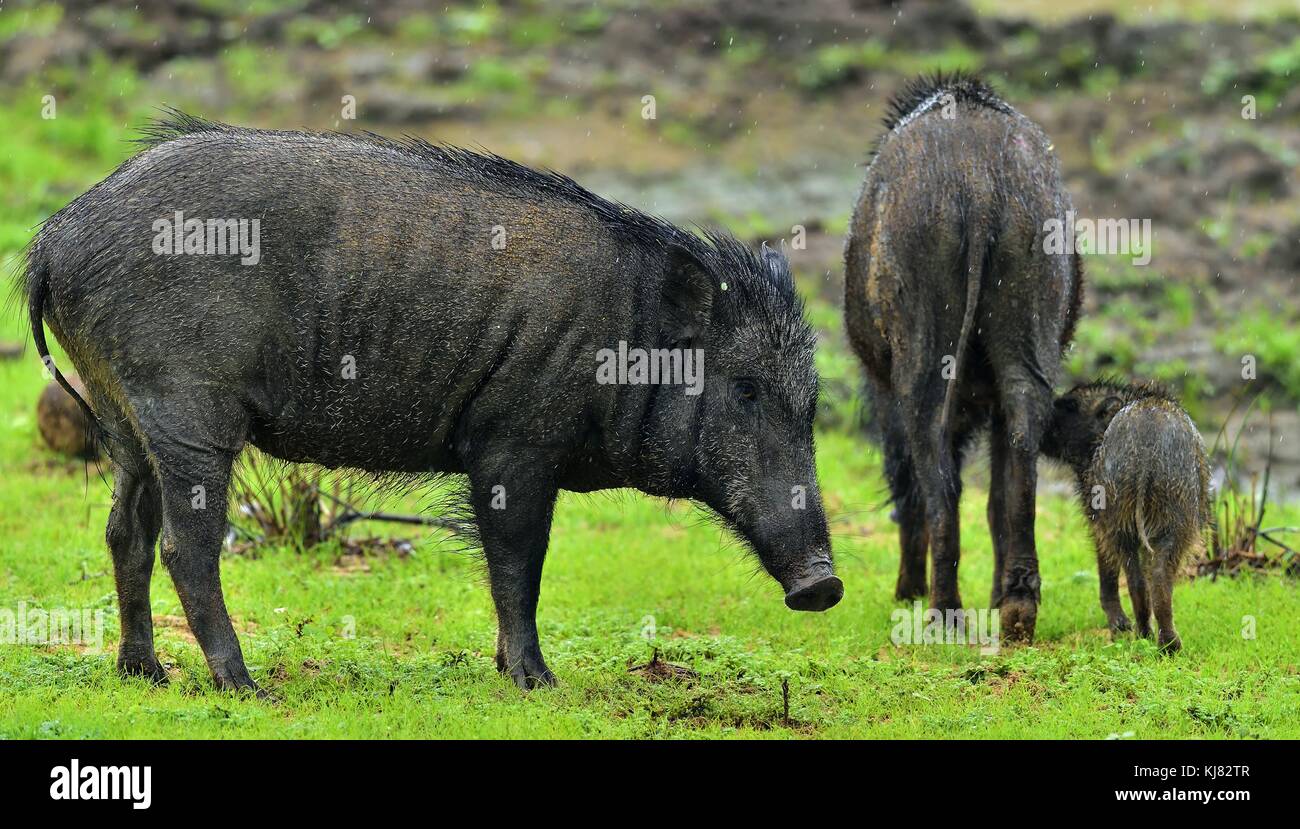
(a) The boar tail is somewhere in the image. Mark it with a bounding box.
[1128,472,1159,558]
[1133,491,1154,556]
[27,261,122,449]
[938,225,987,448]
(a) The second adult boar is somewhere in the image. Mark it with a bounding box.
[25,112,842,692]
[845,74,1082,640]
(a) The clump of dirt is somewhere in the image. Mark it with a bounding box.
[628,648,698,683]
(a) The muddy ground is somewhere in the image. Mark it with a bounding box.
[4,0,1297,490]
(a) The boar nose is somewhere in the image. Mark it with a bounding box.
[782,558,844,612]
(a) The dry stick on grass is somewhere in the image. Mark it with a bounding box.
[318,489,469,535]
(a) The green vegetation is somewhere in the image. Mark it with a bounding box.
[1215,310,1300,401]
[795,41,984,91]
[0,0,1296,740]
[3,355,1298,736]
[1202,36,1300,111]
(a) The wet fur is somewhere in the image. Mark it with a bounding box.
[845,73,1082,639]
[22,111,831,692]
[1042,380,1210,652]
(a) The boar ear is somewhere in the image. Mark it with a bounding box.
[660,246,714,343]
[1096,396,1123,422]
[760,241,792,286]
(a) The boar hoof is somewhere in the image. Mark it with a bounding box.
[895,579,927,602]
[929,592,963,615]
[1157,631,1182,655]
[998,596,1037,643]
[1106,613,1132,635]
[500,646,557,690]
[506,662,557,691]
[118,653,167,684]
[211,663,268,698]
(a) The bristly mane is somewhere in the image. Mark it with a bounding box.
[880,71,1014,132]
[866,72,1017,166]
[1068,376,1176,403]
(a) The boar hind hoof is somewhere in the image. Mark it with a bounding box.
[211,663,268,698]
[785,575,844,612]
[998,596,1038,644]
[1157,632,1182,655]
[118,653,167,685]
[507,663,557,691]
[1107,613,1132,635]
[895,580,927,602]
[501,647,557,691]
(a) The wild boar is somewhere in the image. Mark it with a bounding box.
[845,73,1082,640]
[1042,380,1210,652]
[23,112,841,692]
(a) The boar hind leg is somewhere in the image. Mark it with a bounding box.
[987,419,1009,608]
[899,393,963,614]
[157,457,256,692]
[1096,548,1131,636]
[139,404,256,694]
[880,402,928,601]
[990,374,1050,643]
[1121,551,1152,640]
[468,457,559,690]
[1148,546,1181,653]
[104,430,164,682]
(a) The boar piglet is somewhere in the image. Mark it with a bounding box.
[24,112,840,692]
[1042,380,1210,652]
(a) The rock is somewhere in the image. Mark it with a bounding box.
[1266,225,1300,271]
[36,375,99,459]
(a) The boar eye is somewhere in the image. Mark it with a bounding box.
[734,379,758,403]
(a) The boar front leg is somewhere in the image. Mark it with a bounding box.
[987,418,1009,608]
[468,457,559,690]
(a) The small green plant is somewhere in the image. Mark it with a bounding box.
[1201,396,1297,577]
[1214,310,1300,401]
[795,41,890,90]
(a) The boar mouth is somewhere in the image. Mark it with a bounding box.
[781,557,843,612]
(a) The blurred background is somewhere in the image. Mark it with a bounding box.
[1,0,1296,493]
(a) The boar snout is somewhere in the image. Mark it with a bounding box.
[780,555,843,612]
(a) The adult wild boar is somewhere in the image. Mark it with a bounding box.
[24,112,841,692]
[845,74,1082,640]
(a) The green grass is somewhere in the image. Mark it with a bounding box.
[0,14,1297,739]
[1,301,1297,737]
